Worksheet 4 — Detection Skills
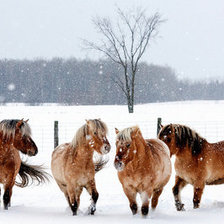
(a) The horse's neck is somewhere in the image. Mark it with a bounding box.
[75,142,94,161]
[134,137,150,158]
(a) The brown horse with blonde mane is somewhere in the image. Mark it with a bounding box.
[158,123,224,211]
[114,126,171,216]
[51,119,111,215]
[0,119,49,210]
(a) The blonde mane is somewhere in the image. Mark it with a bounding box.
[116,126,139,142]
[71,119,108,148]
[0,119,31,140]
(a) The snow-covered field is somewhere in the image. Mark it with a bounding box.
[1,100,224,224]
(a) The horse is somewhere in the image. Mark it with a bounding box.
[51,119,111,215]
[158,123,224,211]
[0,119,49,210]
[114,126,171,216]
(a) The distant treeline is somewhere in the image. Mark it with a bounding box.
[0,58,223,105]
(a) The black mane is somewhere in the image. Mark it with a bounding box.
[161,124,206,156]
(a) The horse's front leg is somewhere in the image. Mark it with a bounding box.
[193,182,205,209]
[123,185,137,215]
[173,175,187,211]
[85,179,99,215]
[140,189,153,216]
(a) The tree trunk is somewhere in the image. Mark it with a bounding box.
[128,104,134,113]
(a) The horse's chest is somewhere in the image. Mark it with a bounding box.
[119,170,152,189]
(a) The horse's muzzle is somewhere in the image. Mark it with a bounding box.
[101,144,111,154]
[28,148,38,156]
[114,160,124,172]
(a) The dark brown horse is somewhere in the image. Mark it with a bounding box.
[114,126,171,216]
[51,119,111,215]
[158,123,224,211]
[0,119,48,209]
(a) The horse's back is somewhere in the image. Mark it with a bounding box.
[146,139,170,157]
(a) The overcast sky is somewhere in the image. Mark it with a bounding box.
[1,0,224,80]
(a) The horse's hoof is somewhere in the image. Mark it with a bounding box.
[193,204,199,209]
[141,206,149,216]
[176,203,185,211]
[88,205,96,215]
[130,203,138,215]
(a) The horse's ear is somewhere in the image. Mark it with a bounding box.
[16,118,24,128]
[160,124,164,129]
[24,119,29,123]
[85,119,89,125]
[115,128,119,134]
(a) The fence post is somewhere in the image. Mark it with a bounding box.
[54,121,59,148]
[157,117,162,136]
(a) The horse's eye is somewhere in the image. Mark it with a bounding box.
[167,138,171,143]
[126,143,130,148]
[94,132,97,135]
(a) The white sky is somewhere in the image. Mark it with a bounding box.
[0,0,224,80]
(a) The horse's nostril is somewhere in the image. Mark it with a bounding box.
[104,144,111,152]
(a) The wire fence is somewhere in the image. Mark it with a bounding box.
[31,118,224,158]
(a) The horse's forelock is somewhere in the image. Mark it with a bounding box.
[71,119,108,148]
[159,124,172,138]
[94,119,108,133]
[0,119,31,140]
[116,126,138,142]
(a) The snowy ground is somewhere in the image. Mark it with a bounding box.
[1,100,224,223]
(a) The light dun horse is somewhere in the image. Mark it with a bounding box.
[0,119,48,210]
[158,123,224,210]
[51,119,111,215]
[114,126,171,216]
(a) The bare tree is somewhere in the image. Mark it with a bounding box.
[84,7,164,113]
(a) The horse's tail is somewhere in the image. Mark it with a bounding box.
[15,161,50,188]
[94,156,109,173]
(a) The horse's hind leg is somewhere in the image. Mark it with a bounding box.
[151,188,163,210]
[173,175,187,211]
[85,179,99,215]
[56,181,72,207]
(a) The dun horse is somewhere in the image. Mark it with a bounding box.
[0,119,48,210]
[114,126,171,216]
[158,123,224,210]
[51,119,111,215]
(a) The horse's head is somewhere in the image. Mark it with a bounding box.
[158,124,176,156]
[114,126,141,171]
[86,119,111,154]
[14,119,38,156]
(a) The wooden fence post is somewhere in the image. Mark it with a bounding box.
[54,121,59,148]
[157,117,162,136]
